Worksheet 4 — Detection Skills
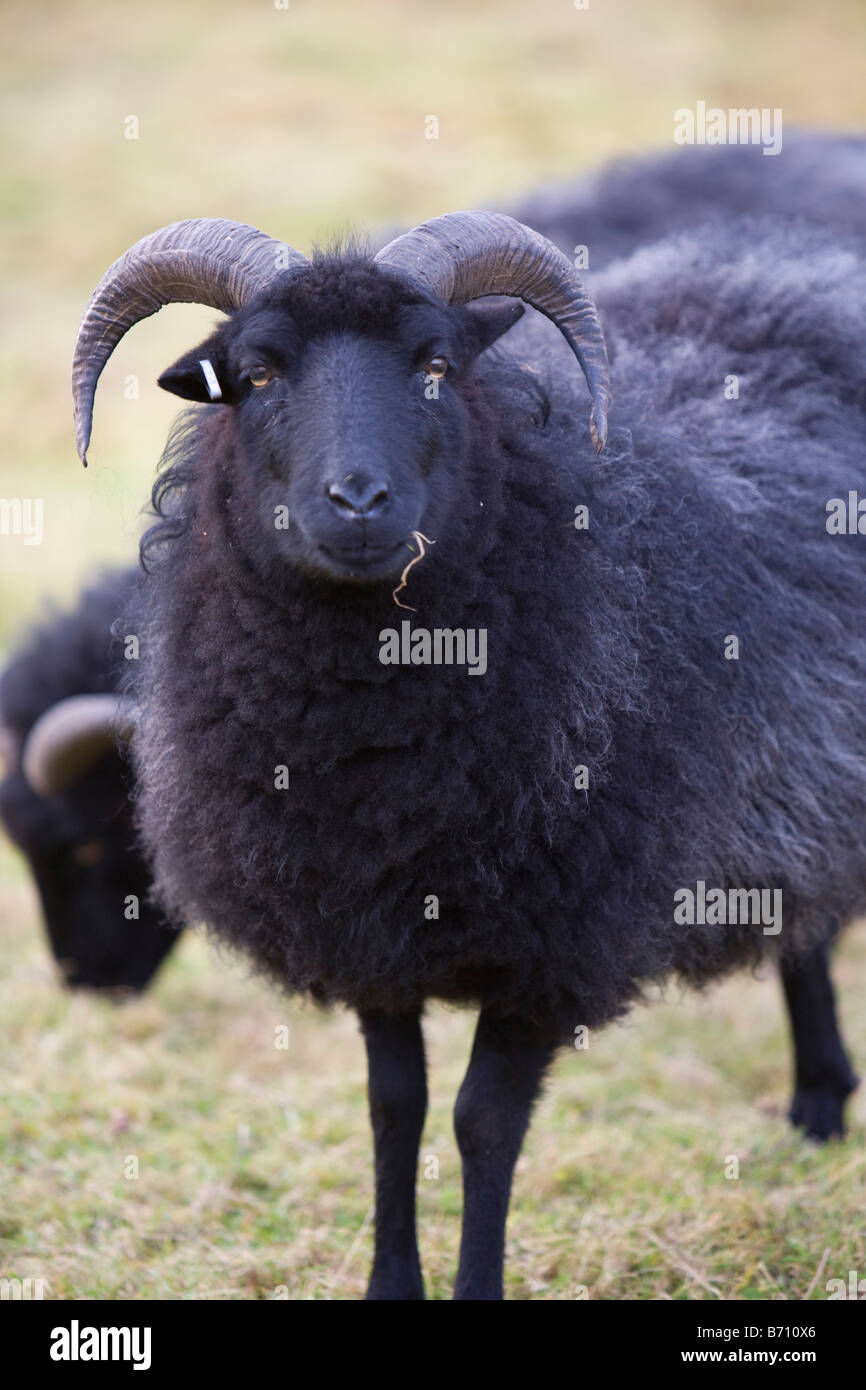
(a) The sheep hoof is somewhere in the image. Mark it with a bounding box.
[789,1077,859,1142]
[364,1263,425,1301]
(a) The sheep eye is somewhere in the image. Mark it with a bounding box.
[424,355,449,379]
[71,839,106,867]
[248,366,273,388]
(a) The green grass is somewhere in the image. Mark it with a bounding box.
[1,0,865,1300]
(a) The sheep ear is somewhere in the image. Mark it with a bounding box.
[158,336,234,404]
[462,300,525,357]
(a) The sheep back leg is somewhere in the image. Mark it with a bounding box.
[359,1009,427,1300]
[780,929,859,1141]
[453,1011,557,1300]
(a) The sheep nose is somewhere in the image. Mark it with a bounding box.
[327,475,390,517]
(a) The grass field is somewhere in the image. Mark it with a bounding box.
[2,836,864,1300]
[1,0,865,1300]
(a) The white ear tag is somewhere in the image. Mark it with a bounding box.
[199,358,222,400]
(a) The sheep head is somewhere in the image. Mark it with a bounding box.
[0,694,174,993]
[72,213,610,582]
[162,260,530,580]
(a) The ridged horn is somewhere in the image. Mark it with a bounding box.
[72,219,308,464]
[376,211,610,450]
[0,722,16,779]
[22,695,137,798]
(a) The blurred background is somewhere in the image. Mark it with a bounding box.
[1,0,864,1300]
[2,0,865,635]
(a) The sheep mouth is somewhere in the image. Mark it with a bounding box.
[317,540,408,578]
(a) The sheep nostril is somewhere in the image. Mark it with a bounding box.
[362,483,390,516]
[327,484,353,513]
[327,478,390,516]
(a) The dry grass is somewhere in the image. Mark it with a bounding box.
[2,837,864,1300]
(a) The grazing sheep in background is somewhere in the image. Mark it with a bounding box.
[68,185,866,1300]
[0,571,179,992]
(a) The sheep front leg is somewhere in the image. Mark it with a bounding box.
[453,1011,557,1300]
[780,934,859,1141]
[359,1009,427,1300]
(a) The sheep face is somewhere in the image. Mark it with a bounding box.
[158,260,523,582]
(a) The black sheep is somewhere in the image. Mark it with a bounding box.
[512,131,866,1148]
[3,145,859,1138]
[68,170,866,1299]
[512,130,866,276]
[0,571,179,992]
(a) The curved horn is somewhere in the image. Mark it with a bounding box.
[376,211,610,451]
[0,722,16,779]
[72,219,308,464]
[22,695,137,798]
